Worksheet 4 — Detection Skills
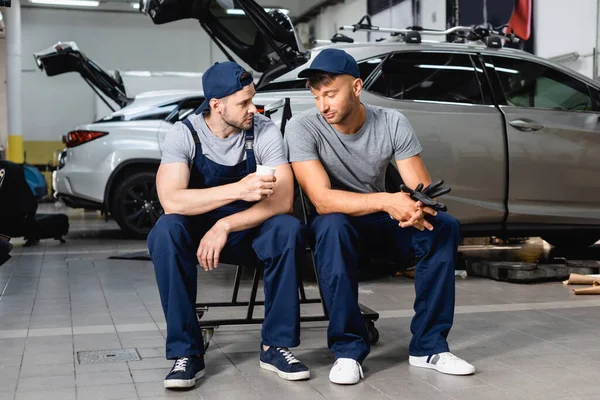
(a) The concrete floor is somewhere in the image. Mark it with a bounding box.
[1,204,600,400]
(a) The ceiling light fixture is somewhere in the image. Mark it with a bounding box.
[265,8,289,15]
[30,0,100,6]
[131,2,139,9]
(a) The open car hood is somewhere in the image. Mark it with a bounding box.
[139,0,309,87]
[34,42,132,110]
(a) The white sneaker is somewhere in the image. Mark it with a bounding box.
[329,358,364,385]
[409,352,475,375]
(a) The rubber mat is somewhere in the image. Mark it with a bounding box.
[466,259,600,284]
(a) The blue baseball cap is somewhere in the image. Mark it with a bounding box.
[298,48,360,79]
[195,62,254,114]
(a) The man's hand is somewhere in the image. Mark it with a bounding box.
[197,221,230,271]
[237,173,276,202]
[384,192,437,231]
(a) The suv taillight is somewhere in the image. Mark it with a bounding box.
[65,130,108,148]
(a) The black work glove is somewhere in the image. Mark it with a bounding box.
[421,179,451,199]
[400,179,451,212]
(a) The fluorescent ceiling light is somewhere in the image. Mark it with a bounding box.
[415,64,489,73]
[226,7,289,16]
[30,0,100,6]
[484,63,519,74]
[494,67,519,74]
[131,2,139,9]
[226,8,245,15]
[265,8,289,15]
[416,64,475,72]
[0,10,3,22]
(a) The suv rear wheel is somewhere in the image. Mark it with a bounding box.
[111,171,162,238]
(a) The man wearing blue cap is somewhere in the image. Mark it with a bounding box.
[284,49,475,384]
[147,61,309,389]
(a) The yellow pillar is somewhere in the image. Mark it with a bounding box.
[7,135,24,163]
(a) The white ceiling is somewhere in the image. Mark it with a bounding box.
[20,0,329,18]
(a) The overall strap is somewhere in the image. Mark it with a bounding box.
[182,118,200,145]
[244,121,256,165]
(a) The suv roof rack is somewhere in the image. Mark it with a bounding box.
[339,15,520,49]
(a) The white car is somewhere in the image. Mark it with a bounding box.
[34,37,311,237]
[35,0,600,248]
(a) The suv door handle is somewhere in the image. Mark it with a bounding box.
[509,118,544,132]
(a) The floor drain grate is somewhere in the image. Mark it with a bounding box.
[77,348,141,364]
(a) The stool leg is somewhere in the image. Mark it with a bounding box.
[246,268,261,320]
[231,265,243,304]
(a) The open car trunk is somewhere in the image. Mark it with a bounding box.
[34,42,132,111]
[139,0,309,88]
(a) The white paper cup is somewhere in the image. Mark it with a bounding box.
[256,165,276,176]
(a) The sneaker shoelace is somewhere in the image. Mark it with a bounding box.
[276,348,300,365]
[172,357,189,373]
[438,352,461,363]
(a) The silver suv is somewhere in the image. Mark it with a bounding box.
[39,0,600,248]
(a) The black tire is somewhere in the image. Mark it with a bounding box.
[542,234,599,250]
[111,171,162,238]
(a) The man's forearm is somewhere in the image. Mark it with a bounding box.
[313,189,390,216]
[219,193,292,233]
[163,183,240,216]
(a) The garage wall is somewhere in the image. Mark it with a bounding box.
[534,0,599,79]
[419,0,446,41]
[311,0,369,43]
[308,0,446,45]
[19,7,224,164]
[369,0,413,41]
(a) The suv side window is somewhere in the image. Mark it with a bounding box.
[260,56,385,91]
[259,80,307,91]
[168,98,205,123]
[127,103,178,121]
[587,85,600,110]
[490,56,593,112]
[358,56,385,82]
[366,52,484,104]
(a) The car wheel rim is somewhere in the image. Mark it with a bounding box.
[122,180,162,234]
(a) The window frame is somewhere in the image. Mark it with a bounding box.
[362,50,495,107]
[484,54,600,113]
[165,97,205,124]
[358,54,390,86]
[586,85,600,112]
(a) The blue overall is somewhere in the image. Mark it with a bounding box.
[147,117,304,360]
[309,211,459,363]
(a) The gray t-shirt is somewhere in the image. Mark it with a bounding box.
[161,113,288,167]
[284,104,422,193]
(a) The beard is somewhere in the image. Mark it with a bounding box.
[222,108,253,131]
[323,100,355,125]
